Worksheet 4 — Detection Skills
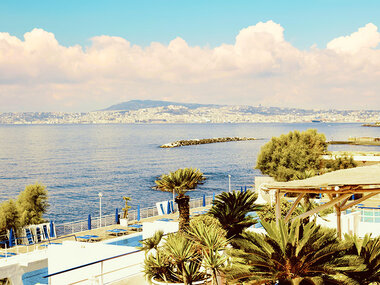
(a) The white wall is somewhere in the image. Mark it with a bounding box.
[142,221,179,240]
[48,241,144,285]
[315,211,379,237]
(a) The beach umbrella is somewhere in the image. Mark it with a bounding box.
[171,201,175,213]
[115,208,119,224]
[87,214,92,230]
[245,186,247,192]
[240,186,243,193]
[202,194,206,207]
[137,205,141,221]
[167,200,172,214]
[50,221,55,238]
[213,192,215,201]
[8,228,15,247]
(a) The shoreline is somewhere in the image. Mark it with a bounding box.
[328,140,380,146]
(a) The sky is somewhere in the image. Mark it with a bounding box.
[0,0,379,112]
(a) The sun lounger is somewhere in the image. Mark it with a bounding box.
[107,229,127,236]
[42,225,49,240]
[157,218,174,222]
[0,252,16,258]
[88,235,100,242]
[36,227,42,243]
[41,242,63,247]
[76,236,91,242]
[77,235,100,242]
[128,224,142,231]
[193,210,207,215]
[25,228,34,245]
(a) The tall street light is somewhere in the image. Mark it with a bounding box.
[98,192,103,228]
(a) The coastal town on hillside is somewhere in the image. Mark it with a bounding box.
[0,104,379,124]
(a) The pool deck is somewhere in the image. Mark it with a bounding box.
[1,205,212,257]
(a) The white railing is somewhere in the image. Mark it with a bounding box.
[55,213,116,237]
[54,194,216,237]
[46,248,145,285]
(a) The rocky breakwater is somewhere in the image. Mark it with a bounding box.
[362,122,380,127]
[160,137,257,148]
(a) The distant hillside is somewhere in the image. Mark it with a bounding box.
[102,100,223,111]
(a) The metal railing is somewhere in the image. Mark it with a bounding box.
[54,194,216,237]
[0,234,78,262]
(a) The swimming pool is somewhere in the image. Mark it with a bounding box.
[22,267,48,285]
[106,234,143,247]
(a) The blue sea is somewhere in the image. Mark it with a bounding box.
[0,123,379,224]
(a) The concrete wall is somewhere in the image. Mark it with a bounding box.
[48,241,144,285]
[315,211,380,237]
[142,221,178,240]
[0,249,48,285]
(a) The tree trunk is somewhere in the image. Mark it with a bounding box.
[175,195,190,232]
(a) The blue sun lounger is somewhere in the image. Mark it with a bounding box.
[107,229,127,236]
[157,218,174,222]
[42,225,49,240]
[128,224,142,231]
[25,228,34,245]
[76,235,91,241]
[36,228,42,243]
[76,235,100,242]
[0,252,17,258]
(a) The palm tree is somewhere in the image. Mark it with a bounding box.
[208,190,262,239]
[155,168,205,231]
[343,234,380,285]
[138,230,164,254]
[143,218,228,285]
[186,217,229,285]
[226,220,360,284]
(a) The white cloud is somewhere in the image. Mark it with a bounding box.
[327,23,380,54]
[0,22,379,111]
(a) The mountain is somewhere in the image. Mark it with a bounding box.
[101,100,223,111]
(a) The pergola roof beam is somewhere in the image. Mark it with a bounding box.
[291,194,351,222]
[273,188,380,194]
[340,192,379,211]
[284,193,305,223]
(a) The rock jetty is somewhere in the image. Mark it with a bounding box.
[160,137,257,148]
[362,122,380,127]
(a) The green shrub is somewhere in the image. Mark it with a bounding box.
[0,200,19,235]
[17,183,49,227]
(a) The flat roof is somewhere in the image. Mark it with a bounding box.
[266,164,380,193]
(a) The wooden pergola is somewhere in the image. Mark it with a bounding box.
[263,164,380,238]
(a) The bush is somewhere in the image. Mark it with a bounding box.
[17,183,49,227]
[256,129,357,182]
[0,183,48,235]
[0,200,19,235]
[324,155,357,171]
[256,129,327,181]
[208,191,262,239]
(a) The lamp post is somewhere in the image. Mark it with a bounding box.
[228,175,231,192]
[98,192,103,228]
